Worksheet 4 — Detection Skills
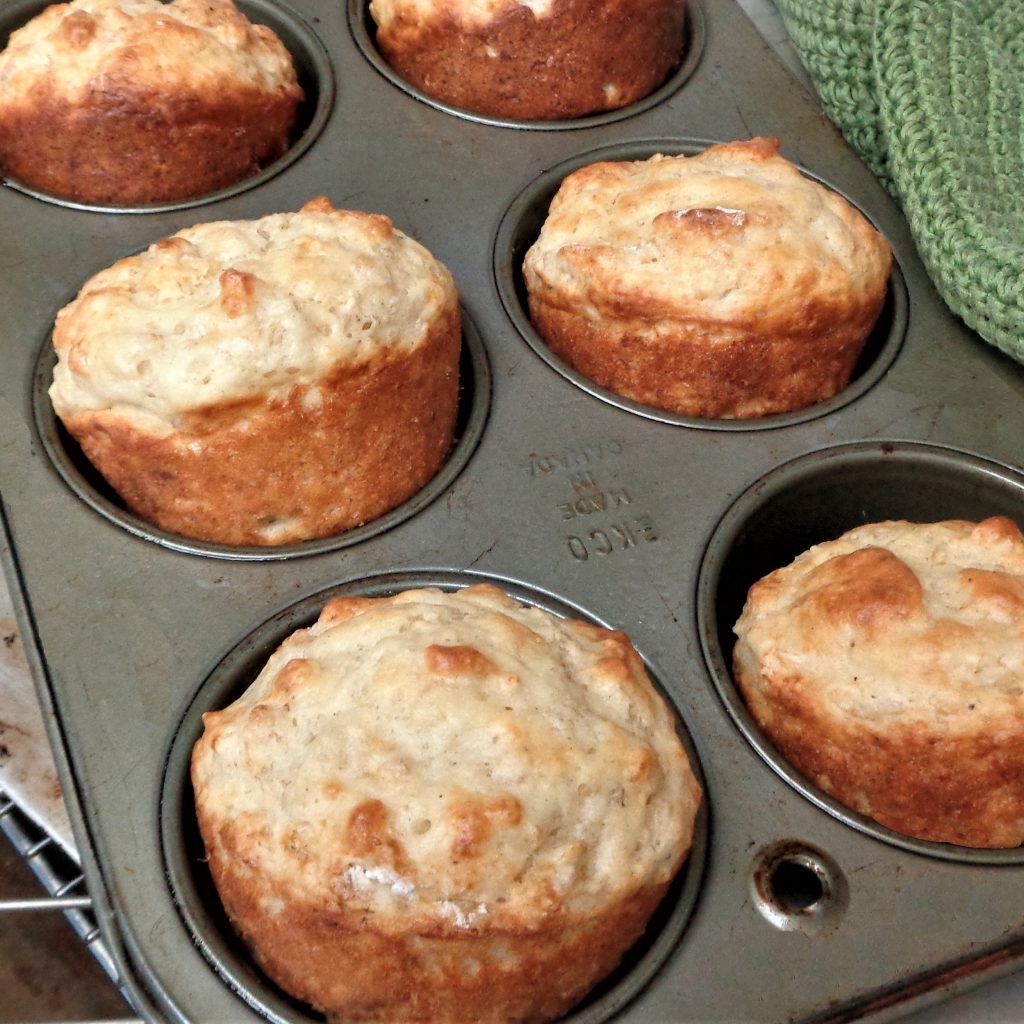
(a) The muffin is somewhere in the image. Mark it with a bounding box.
[370,0,686,120]
[49,197,461,546]
[523,137,893,418]
[0,0,302,204]
[733,516,1024,848]
[191,583,702,1022]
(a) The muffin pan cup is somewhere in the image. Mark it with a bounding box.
[32,310,491,560]
[494,139,909,430]
[698,440,1024,865]
[0,0,336,213]
[161,570,709,1024]
[4,0,1024,1021]
[347,0,706,130]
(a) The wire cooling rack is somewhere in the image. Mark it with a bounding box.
[0,785,140,1024]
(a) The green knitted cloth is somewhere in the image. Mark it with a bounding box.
[774,0,1024,364]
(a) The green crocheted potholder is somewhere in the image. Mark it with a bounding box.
[773,0,893,190]
[773,0,1024,365]
[876,0,1024,364]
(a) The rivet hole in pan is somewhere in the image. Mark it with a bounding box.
[347,0,706,130]
[159,570,710,1023]
[31,311,491,561]
[0,0,335,214]
[696,439,1024,864]
[494,138,909,431]
[750,840,848,936]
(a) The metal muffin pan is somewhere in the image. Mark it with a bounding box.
[160,570,709,1024]
[3,0,1024,1021]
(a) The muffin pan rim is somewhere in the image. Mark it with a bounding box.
[695,437,1024,865]
[159,568,711,1024]
[0,0,337,215]
[492,136,909,431]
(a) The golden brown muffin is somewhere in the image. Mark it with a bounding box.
[370,0,686,120]
[733,516,1024,848]
[0,0,302,204]
[192,584,702,1021]
[523,138,893,418]
[49,197,461,546]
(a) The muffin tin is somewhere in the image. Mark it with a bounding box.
[3,0,1024,1021]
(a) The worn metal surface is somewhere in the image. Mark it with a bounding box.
[2,0,1024,1020]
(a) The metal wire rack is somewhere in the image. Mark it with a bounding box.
[0,785,141,1024]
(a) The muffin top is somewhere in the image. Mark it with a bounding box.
[0,0,299,104]
[524,138,892,329]
[50,198,458,429]
[734,516,1024,731]
[371,0,557,35]
[192,584,701,930]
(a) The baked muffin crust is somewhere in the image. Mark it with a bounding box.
[192,583,702,1020]
[0,0,302,203]
[524,138,893,418]
[734,516,1024,847]
[50,198,461,545]
[371,0,686,120]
